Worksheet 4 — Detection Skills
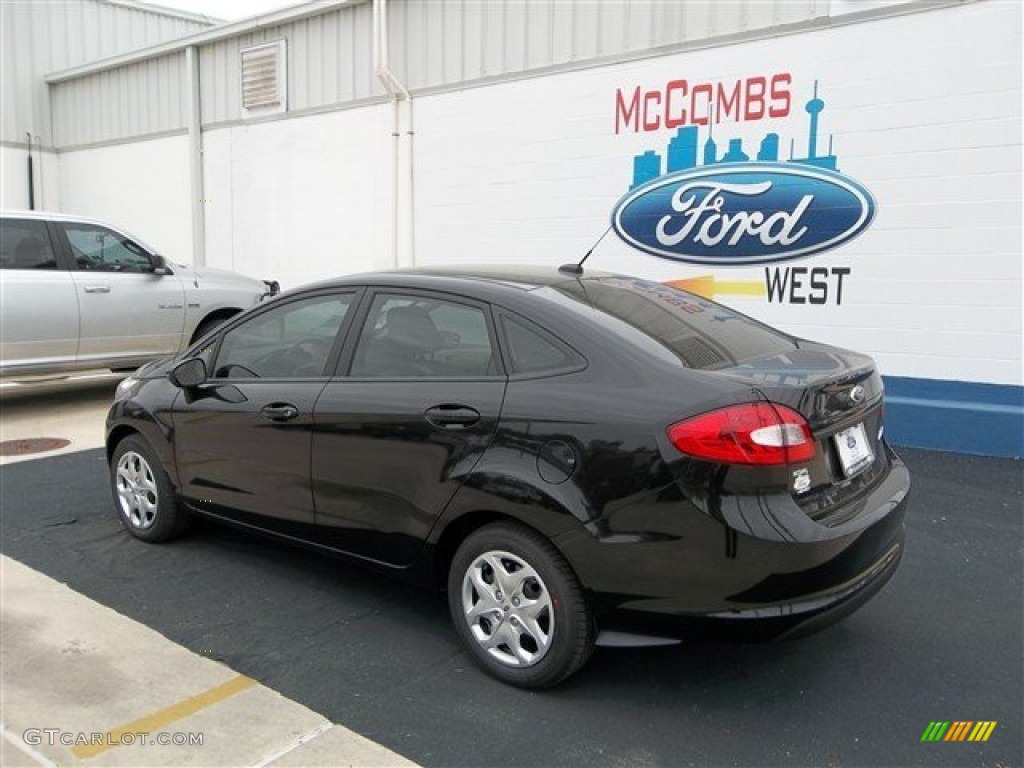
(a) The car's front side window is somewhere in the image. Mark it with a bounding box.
[62,224,153,272]
[213,294,353,379]
[350,293,498,378]
[0,219,58,270]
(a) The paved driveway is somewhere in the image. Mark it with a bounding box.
[1,444,1020,767]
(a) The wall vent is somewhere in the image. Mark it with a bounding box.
[241,40,287,115]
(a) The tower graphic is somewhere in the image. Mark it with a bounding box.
[631,150,662,189]
[757,133,779,162]
[667,126,698,173]
[789,80,837,170]
[629,80,842,188]
[702,114,718,167]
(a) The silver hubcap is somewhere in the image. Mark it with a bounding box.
[115,451,159,530]
[461,550,554,668]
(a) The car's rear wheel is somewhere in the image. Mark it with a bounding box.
[447,522,595,688]
[110,435,191,542]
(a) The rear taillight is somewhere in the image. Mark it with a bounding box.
[667,402,815,465]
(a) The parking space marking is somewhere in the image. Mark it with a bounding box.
[1,723,57,768]
[69,674,257,760]
[250,721,334,767]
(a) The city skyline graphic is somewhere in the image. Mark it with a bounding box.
[630,81,840,190]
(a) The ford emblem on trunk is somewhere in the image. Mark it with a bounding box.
[611,164,876,266]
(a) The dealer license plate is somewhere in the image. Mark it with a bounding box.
[834,422,874,477]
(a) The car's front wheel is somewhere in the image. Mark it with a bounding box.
[110,435,191,542]
[447,522,595,688]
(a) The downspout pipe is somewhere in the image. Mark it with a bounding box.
[186,45,206,268]
[25,133,35,210]
[373,0,415,269]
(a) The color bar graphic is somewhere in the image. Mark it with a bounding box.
[921,722,949,742]
[920,721,996,743]
[967,721,998,742]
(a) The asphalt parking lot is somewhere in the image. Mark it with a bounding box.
[1,431,1020,768]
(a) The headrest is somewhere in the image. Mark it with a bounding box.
[383,305,445,352]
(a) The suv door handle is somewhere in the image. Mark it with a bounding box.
[424,404,481,429]
[83,285,111,293]
[260,403,299,422]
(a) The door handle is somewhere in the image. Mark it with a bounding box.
[424,404,481,429]
[260,403,299,422]
[83,285,111,293]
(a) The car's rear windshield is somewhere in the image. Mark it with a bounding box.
[557,276,797,370]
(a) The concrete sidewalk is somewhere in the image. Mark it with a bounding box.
[1,555,416,767]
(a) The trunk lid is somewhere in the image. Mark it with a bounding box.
[709,342,889,526]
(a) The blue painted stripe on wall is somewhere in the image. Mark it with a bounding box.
[882,376,1023,458]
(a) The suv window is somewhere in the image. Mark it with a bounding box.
[351,293,498,378]
[61,224,153,272]
[557,276,796,369]
[214,294,353,379]
[0,219,57,270]
[500,314,580,375]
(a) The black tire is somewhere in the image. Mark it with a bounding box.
[109,435,191,542]
[447,522,595,689]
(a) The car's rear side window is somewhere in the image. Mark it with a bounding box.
[350,293,499,378]
[500,314,582,376]
[0,219,57,270]
[559,276,796,369]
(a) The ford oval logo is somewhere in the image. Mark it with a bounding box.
[611,163,876,266]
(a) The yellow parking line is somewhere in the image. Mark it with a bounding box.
[70,674,256,759]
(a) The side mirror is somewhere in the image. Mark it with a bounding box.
[151,253,172,276]
[168,358,207,388]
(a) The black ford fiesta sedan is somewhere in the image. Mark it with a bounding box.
[106,266,910,688]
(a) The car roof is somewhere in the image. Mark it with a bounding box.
[1,208,127,227]
[299,264,615,296]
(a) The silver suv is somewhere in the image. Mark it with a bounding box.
[0,210,277,378]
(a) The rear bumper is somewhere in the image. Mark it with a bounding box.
[556,451,910,642]
[595,531,903,642]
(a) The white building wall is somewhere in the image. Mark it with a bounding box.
[412,0,1021,387]
[51,3,1018,387]
[58,135,193,263]
[200,104,392,287]
[1,145,59,210]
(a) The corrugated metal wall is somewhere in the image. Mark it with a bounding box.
[1,0,211,147]
[197,0,831,128]
[51,53,188,149]
[46,0,937,148]
[199,2,377,127]
[386,0,829,91]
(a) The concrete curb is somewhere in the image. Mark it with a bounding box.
[0,556,417,767]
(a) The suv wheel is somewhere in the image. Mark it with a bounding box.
[448,522,595,688]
